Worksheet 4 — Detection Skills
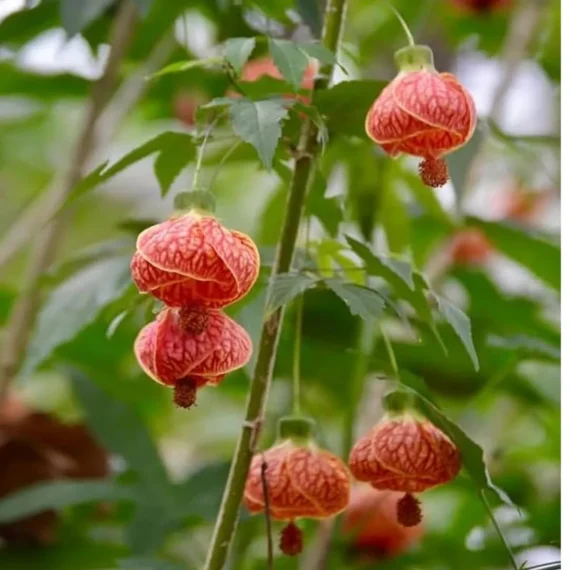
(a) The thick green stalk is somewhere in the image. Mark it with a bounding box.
[202,1,348,568]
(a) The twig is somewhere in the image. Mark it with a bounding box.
[0,0,138,403]
[0,31,177,270]
[260,456,274,570]
[479,489,519,570]
[202,1,349,568]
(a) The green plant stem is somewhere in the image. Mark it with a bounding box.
[192,118,219,190]
[389,5,415,46]
[479,489,519,570]
[202,1,348,567]
[380,322,399,379]
[292,295,303,416]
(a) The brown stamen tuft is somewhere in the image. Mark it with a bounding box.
[173,378,197,409]
[396,493,422,527]
[419,157,449,188]
[279,521,303,556]
[179,305,210,335]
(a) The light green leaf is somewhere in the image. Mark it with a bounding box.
[114,558,186,570]
[0,480,134,523]
[396,373,515,507]
[222,37,256,73]
[266,273,318,314]
[71,370,175,508]
[325,279,385,321]
[467,217,560,291]
[314,80,388,138]
[60,0,114,37]
[228,99,289,169]
[149,57,223,79]
[269,39,309,90]
[23,256,132,373]
[435,294,479,371]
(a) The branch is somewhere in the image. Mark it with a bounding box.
[0,31,176,270]
[202,0,349,568]
[0,0,139,403]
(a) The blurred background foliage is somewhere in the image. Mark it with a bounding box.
[0,0,560,569]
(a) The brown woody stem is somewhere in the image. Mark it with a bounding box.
[202,0,349,567]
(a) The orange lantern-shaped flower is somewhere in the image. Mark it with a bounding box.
[244,417,351,556]
[342,484,423,560]
[134,306,252,408]
[365,45,476,188]
[131,211,259,309]
[349,402,461,527]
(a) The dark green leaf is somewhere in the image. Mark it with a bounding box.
[434,294,479,371]
[325,279,385,320]
[228,99,289,169]
[0,480,134,523]
[345,236,414,289]
[60,0,115,37]
[268,39,309,90]
[299,42,336,66]
[314,80,387,137]
[174,461,231,521]
[448,124,483,202]
[467,217,560,291]
[397,372,515,507]
[126,503,178,555]
[222,37,256,73]
[266,273,318,314]
[68,132,196,207]
[153,135,195,196]
[23,256,132,373]
[295,0,322,37]
[71,370,174,508]
[380,180,410,254]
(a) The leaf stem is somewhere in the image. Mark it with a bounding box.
[202,0,349,567]
[380,322,399,379]
[292,294,304,416]
[208,140,242,190]
[389,5,415,46]
[192,118,219,191]
[479,489,519,570]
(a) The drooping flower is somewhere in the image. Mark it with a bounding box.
[342,484,423,560]
[450,228,493,265]
[244,417,351,555]
[365,45,476,187]
[349,408,461,527]
[131,211,259,309]
[134,306,252,408]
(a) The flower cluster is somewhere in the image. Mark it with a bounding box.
[365,45,476,188]
[243,418,351,556]
[131,210,260,407]
[349,409,461,527]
